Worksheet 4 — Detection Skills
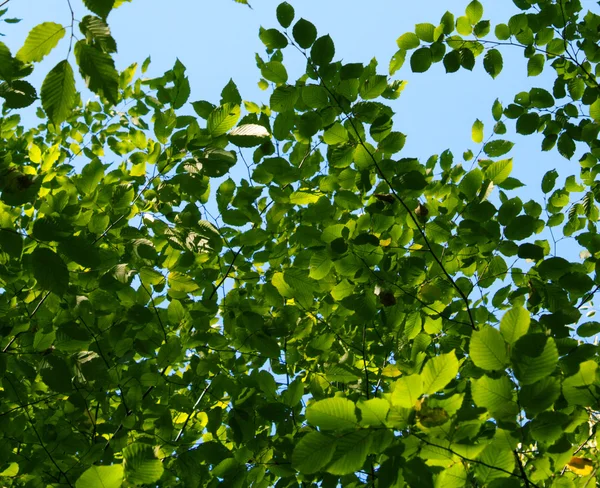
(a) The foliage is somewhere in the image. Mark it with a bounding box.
[0,0,600,486]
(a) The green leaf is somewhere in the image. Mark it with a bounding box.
[471,375,517,420]
[396,32,420,50]
[259,27,288,50]
[415,23,435,42]
[541,169,558,193]
[472,119,484,143]
[0,229,23,258]
[306,397,358,430]
[358,398,390,427]
[485,158,512,184]
[82,0,115,19]
[557,132,575,159]
[31,247,69,296]
[270,85,298,112]
[261,60,288,84]
[227,124,270,147]
[80,15,117,53]
[577,321,600,337]
[466,0,484,24]
[309,250,333,280]
[470,326,507,371]
[311,35,335,66]
[325,430,372,475]
[500,307,530,344]
[483,140,514,157]
[527,53,544,76]
[391,374,424,408]
[74,41,119,104]
[292,432,336,474]
[41,60,76,126]
[323,122,348,145]
[421,350,458,395]
[494,23,510,40]
[0,80,37,108]
[16,22,65,63]
[483,49,502,78]
[76,465,123,488]
[520,377,561,416]
[207,103,240,137]
[292,18,317,49]
[389,49,406,75]
[379,132,406,153]
[516,112,539,135]
[276,2,294,28]
[410,48,432,73]
[512,335,558,385]
[123,443,164,485]
[590,99,600,122]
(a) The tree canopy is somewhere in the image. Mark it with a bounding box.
[1,0,600,486]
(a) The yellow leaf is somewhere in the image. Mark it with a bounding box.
[567,457,594,476]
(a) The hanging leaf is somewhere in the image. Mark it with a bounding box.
[74,41,119,104]
[41,60,76,125]
[16,22,65,62]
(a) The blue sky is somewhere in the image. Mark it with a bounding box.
[2,0,581,260]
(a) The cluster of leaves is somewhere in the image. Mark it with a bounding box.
[0,0,600,487]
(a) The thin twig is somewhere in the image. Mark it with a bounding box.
[174,378,216,442]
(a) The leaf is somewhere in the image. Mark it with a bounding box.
[566,457,594,476]
[16,22,65,63]
[76,465,123,488]
[74,41,119,104]
[306,397,358,430]
[123,443,164,485]
[391,374,424,408]
[41,60,76,125]
[415,23,435,42]
[292,432,336,474]
[421,350,458,395]
[259,27,288,50]
[31,247,69,296]
[309,250,333,280]
[0,80,37,108]
[466,0,484,24]
[470,326,507,371]
[483,140,514,157]
[82,0,115,19]
[472,119,484,143]
[207,104,240,137]
[472,375,517,419]
[590,99,600,122]
[410,47,432,73]
[527,53,544,76]
[397,32,420,50]
[483,49,502,78]
[227,124,270,147]
[358,398,390,427]
[261,60,288,84]
[323,122,348,145]
[485,158,512,184]
[500,307,530,344]
[311,35,335,66]
[325,430,372,475]
[512,335,558,385]
[276,2,294,28]
[292,18,317,49]
[541,169,558,193]
[389,49,406,75]
[80,15,117,53]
